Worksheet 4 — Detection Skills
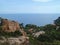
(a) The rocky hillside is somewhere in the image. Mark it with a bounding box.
[0,17,29,45]
[0,17,27,36]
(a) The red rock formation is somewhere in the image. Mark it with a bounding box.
[0,18,27,36]
[0,18,29,45]
[1,19,20,32]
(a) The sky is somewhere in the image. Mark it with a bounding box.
[0,0,60,13]
[0,0,60,26]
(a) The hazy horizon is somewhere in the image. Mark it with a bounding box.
[0,14,60,26]
[0,0,60,26]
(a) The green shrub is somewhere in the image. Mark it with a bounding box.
[0,30,22,37]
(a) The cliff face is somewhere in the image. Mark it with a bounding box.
[1,19,20,32]
[0,18,26,36]
[0,18,29,45]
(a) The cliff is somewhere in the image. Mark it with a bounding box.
[0,17,29,45]
[0,17,27,36]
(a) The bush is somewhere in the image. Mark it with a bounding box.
[0,30,22,37]
[37,33,55,42]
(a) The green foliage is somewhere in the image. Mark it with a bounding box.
[37,34,54,42]
[37,29,60,42]
[29,35,41,45]
[0,26,2,30]
[29,35,60,45]
[25,24,37,29]
[0,30,22,37]
[0,17,60,45]
[24,24,39,34]
[25,24,43,35]
[54,17,60,26]
[42,24,56,31]
[19,23,24,29]
[12,17,60,45]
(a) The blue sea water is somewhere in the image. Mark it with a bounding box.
[0,14,60,26]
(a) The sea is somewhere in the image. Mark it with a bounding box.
[0,14,60,26]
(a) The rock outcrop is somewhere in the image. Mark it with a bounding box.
[33,31,45,37]
[0,18,26,36]
[0,36,29,45]
[0,17,29,45]
[1,19,20,32]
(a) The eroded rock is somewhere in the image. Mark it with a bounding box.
[0,17,29,45]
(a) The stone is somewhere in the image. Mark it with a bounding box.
[0,18,29,45]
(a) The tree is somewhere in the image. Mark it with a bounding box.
[54,17,60,30]
[54,17,60,26]
[0,17,3,26]
[19,23,24,29]
[25,24,37,29]
[41,24,56,31]
[37,34,54,42]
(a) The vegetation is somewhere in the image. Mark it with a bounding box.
[0,17,60,45]
[0,30,22,37]
[24,17,60,45]
[54,17,60,26]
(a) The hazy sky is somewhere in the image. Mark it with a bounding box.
[0,0,60,13]
[0,0,60,26]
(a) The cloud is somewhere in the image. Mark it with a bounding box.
[32,0,52,2]
[32,5,57,13]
